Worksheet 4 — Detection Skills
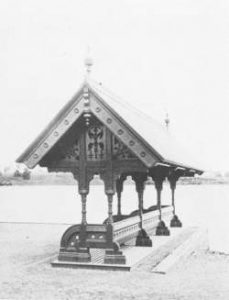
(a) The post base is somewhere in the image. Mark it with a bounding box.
[104,242,126,264]
[58,247,91,263]
[104,249,126,265]
[170,215,182,227]
[156,220,170,236]
[136,229,152,247]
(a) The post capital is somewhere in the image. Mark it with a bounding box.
[116,174,127,194]
[150,174,165,191]
[131,172,148,192]
[79,189,89,195]
[167,169,182,189]
[105,189,115,196]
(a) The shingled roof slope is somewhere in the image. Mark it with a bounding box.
[88,78,203,173]
[17,78,203,173]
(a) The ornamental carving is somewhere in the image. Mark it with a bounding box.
[112,136,135,160]
[60,139,80,160]
[86,123,105,160]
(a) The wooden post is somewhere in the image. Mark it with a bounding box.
[72,128,92,262]
[76,188,91,261]
[138,189,144,229]
[132,173,152,247]
[117,190,122,216]
[116,176,126,217]
[132,174,146,229]
[104,188,126,264]
[80,190,88,225]
[151,170,170,236]
[77,169,92,250]
[150,174,164,221]
[168,173,182,227]
[171,186,175,214]
[155,180,163,221]
[107,190,114,225]
[102,129,126,264]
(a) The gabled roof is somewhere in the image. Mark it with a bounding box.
[16,78,203,174]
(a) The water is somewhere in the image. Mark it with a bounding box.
[0,184,229,253]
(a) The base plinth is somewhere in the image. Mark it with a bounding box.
[136,229,152,247]
[170,215,182,227]
[58,247,91,263]
[104,248,126,265]
[156,220,170,236]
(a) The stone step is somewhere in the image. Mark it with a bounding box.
[152,227,208,274]
[133,227,197,271]
[52,227,206,271]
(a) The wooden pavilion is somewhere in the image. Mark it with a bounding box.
[17,59,203,265]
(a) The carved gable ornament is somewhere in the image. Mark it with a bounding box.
[17,82,161,169]
[16,79,203,175]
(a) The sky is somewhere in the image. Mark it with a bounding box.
[0,0,229,172]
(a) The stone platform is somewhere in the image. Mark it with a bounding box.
[51,227,208,271]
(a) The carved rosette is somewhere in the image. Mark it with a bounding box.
[59,139,80,160]
[112,136,134,160]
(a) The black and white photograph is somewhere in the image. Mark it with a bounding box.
[0,0,229,299]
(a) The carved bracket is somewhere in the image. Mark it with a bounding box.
[167,168,185,190]
[149,166,169,191]
[100,171,119,194]
[116,174,127,194]
[131,172,148,192]
[73,169,94,194]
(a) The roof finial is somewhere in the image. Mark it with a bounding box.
[84,46,93,78]
[165,112,170,130]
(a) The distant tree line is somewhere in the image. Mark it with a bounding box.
[13,168,31,180]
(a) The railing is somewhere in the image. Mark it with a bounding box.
[60,206,173,251]
[114,206,173,245]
